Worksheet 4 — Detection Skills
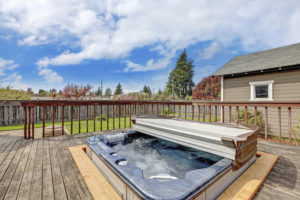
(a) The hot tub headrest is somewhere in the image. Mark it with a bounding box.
[101,132,126,145]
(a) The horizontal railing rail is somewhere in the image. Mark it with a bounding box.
[20,100,300,144]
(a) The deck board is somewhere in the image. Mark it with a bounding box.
[0,132,299,200]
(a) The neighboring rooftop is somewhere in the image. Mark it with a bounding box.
[215,42,300,76]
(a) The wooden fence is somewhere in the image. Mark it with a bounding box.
[17,100,300,144]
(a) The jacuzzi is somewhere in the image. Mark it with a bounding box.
[87,125,257,200]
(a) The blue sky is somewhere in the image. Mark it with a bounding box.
[0,0,300,93]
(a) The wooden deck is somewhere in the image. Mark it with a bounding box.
[0,132,299,200]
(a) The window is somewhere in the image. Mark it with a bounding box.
[249,80,274,101]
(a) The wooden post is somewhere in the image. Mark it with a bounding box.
[156,104,159,115]
[167,104,170,116]
[236,106,239,124]
[221,106,224,123]
[24,107,27,139]
[119,104,121,129]
[202,106,205,122]
[192,105,194,120]
[173,105,176,116]
[288,107,292,144]
[62,105,64,135]
[107,105,109,130]
[265,107,268,140]
[43,106,45,138]
[134,104,137,115]
[86,105,89,133]
[152,104,154,115]
[52,106,55,137]
[254,106,258,125]
[78,105,81,134]
[208,106,211,122]
[28,107,31,138]
[245,106,248,124]
[184,105,187,119]
[32,107,35,139]
[100,105,102,131]
[139,104,142,115]
[129,104,132,127]
[179,105,181,117]
[93,104,96,132]
[124,105,127,128]
[144,104,146,115]
[112,105,115,130]
[71,106,73,134]
[278,107,281,143]
[198,105,200,121]
[162,104,165,115]
[229,106,232,123]
[214,105,217,122]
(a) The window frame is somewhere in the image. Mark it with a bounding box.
[249,80,274,101]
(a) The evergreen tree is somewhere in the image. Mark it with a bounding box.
[157,88,163,95]
[142,85,152,95]
[104,88,112,97]
[95,87,102,96]
[114,83,123,95]
[166,49,195,98]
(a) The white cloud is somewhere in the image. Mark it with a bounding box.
[38,68,63,83]
[1,0,300,72]
[0,73,29,89]
[124,56,172,72]
[0,57,19,76]
[200,42,221,60]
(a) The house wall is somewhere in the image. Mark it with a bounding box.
[223,69,300,138]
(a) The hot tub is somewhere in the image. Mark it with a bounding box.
[87,130,256,200]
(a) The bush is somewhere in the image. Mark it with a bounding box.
[233,109,263,126]
[96,114,106,121]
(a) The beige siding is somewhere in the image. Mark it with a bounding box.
[223,69,300,101]
[223,69,300,138]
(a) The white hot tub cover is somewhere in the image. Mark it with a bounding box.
[132,115,258,170]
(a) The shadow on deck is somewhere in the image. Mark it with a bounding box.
[0,132,299,200]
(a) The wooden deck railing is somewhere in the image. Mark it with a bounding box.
[20,100,300,144]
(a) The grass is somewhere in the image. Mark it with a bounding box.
[0,114,220,133]
[0,117,132,134]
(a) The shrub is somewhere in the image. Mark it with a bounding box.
[96,114,106,121]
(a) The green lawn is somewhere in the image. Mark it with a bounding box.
[0,117,132,133]
[0,114,220,133]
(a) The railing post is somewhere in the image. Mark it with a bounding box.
[119,104,121,129]
[52,106,55,137]
[24,107,27,139]
[214,105,217,122]
[236,106,239,125]
[94,104,96,132]
[28,107,31,138]
[168,104,170,116]
[62,105,64,135]
[112,105,115,130]
[265,107,268,140]
[124,104,127,128]
[221,106,224,123]
[32,106,35,139]
[107,105,109,130]
[198,105,200,121]
[43,106,45,137]
[156,104,159,115]
[134,104,137,116]
[245,106,248,124]
[202,105,205,122]
[288,107,292,144]
[229,106,232,123]
[78,105,81,134]
[173,104,176,116]
[86,105,89,133]
[278,107,281,143]
[152,104,154,115]
[100,104,102,131]
[71,106,73,134]
[184,105,187,119]
[179,105,181,118]
[208,105,211,122]
[129,104,132,127]
[163,104,165,115]
[192,105,194,120]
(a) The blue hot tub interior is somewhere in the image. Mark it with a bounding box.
[87,131,233,200]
